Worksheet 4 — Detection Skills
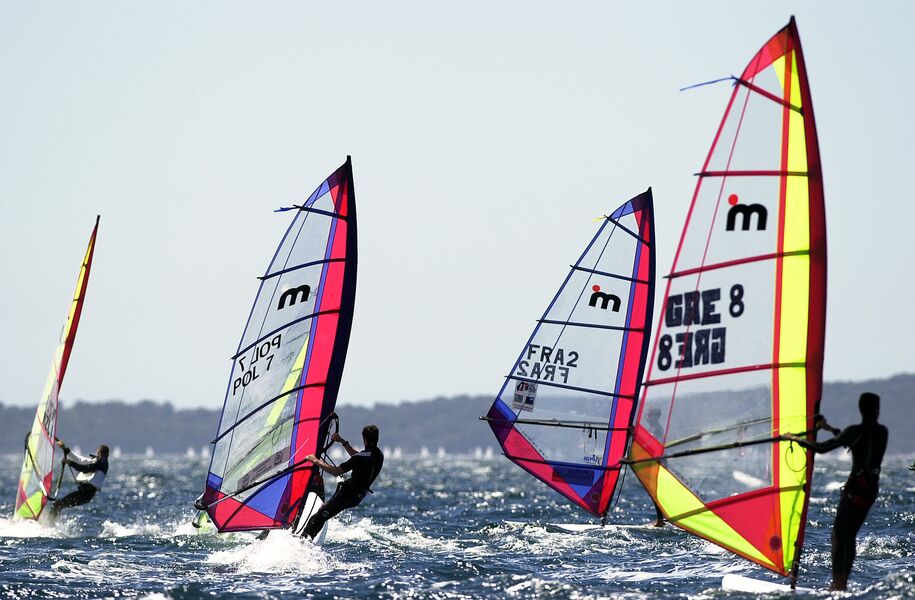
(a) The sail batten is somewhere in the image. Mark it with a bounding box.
[571,265,651,284]
[487,190,655,517]
[538,319,646,333]
[697,170,808,177]
[733,77,803,112]
[200,158,357,533]
[505,376,638,399]
[631,18,824,578]
[15,217,99,521]
[230,309,344,360]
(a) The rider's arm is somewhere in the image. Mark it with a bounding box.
[786,426,856,454]
[339,439,358,457]
[331,432,358,457]
[305,454,348,477]
[64,451,99,472]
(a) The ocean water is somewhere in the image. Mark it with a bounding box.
[0,453,912,599]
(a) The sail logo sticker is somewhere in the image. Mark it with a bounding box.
[588,285,621,311]
[512,381,537,412]
[515,344,579,383]
[277,284,312,310]
[238,446,290,488]
[657,284,745,371]
[552,466,594,486]
[725,194,767,231]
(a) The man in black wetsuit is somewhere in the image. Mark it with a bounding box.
[302,424,384,539]
[51,440,110,519]
[785,392,888,591]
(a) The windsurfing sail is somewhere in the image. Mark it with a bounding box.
[628,17,825,578]
[485,190,655,517]
[15,216,100,520]
[198,157,357,533]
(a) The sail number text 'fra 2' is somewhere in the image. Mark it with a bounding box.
[515,344,580,384]
[657,284,745,371]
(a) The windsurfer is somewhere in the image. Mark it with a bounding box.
[50,440,109,518]
[301,424,384,539]
[784,393,888,591]
[643,407,666,527]
[651,503,665,527]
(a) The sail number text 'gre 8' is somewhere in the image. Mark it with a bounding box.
[657,285,745,371]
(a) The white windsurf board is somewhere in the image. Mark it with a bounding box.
[548,522,666,533]
[292,491,328,545]
[721,574,814,594]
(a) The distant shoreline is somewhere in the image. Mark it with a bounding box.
[2,373,912,455]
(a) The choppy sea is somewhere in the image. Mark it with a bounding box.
[0,453,912,599]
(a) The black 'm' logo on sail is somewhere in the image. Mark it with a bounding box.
[725,194,767,231]
[277,284,312,310]
[588,285,621,312]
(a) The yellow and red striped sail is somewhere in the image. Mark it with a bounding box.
[15,217,100,520]
[630,18,825,577]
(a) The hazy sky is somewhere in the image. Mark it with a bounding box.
[1,2,913,410]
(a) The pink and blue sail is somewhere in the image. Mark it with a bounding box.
[486,190,655,517]
[199,157,357,532]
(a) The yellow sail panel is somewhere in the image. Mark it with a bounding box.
[631,441,776,569]
[630,18,826,578]
[15,217,100,520]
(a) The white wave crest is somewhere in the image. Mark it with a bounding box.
[206,529,337,575]
[337,517,461,553]
[0,516,73,538]
[100,520,165,538]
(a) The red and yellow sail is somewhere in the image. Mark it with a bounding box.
[15,216,100,520]
[630,18,825,576]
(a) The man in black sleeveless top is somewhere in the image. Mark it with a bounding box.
[785,392,888,591]
[302,424,384,539]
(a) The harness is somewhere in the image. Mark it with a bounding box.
[844,424,881,506]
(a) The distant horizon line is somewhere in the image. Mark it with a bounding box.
[1,371,912,410]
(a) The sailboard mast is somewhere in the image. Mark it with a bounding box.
[485,190,655,518]
[198,157,357,533]
[15,216,100,520]
[629,17,825,580]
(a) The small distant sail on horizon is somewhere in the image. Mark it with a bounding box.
[628,18,826,580]
[197,157,357,533]
[484,190,655,518]
[15,216,100,520]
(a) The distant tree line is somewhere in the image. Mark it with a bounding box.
[0,374,911,455]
